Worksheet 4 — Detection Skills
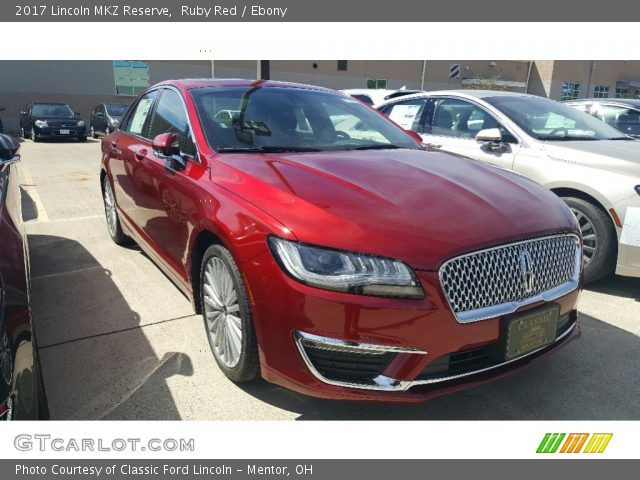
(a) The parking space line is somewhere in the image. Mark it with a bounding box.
[30,264,103,281]
[38,313,196,350]
[20,161,50,223]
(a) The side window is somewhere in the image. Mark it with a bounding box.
[430,98,510,141]
[384,99,428,132]
[148,89,196,157]
[592,105,640,136]
[121,90,158,137]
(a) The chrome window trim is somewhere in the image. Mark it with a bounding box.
[294,321,577,393]
[438,234,581,324]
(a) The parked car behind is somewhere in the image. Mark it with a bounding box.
[0,134,48,420]
[100,79,582,402]
[565,98,640,138]
[378,90,640,283]
[341,88,422,106]
[20,102,86,142]
[90,103,129,138]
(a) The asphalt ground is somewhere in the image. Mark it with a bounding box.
[16,138,640,420]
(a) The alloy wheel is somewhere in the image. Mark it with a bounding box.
[203,257,243,368]
[103,179,118,238]
[571,208,598,266]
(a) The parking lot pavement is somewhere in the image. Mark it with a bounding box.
[18,139,640,420]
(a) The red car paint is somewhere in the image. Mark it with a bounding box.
[101,80,581,402]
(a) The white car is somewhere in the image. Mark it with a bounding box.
[341,88,422,107]
[378,90,640,283]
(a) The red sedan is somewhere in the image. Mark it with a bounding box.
[100,79,582,402]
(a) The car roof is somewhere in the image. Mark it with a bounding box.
[156,78,335,93]
[32,102,69,105]
[375,89,540,108]
[566,98,640,107]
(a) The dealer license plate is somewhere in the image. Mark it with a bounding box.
[505,305,559,361]
[59,129,70,134]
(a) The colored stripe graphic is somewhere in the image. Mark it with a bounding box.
[560,433,589,453]
[584,434,613,453]
[537,433,565,453]
[537,433,613,453]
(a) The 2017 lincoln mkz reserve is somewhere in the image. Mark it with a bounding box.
[100,80,582,402]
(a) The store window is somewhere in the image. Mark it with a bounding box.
[113,60,150,96]
[337,60,348,71]
[560,82,580,101]
[615,87,640,99]
[593,85,610,98]
[366,79,387,89]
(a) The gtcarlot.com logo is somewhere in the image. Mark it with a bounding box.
[536,433,613,454]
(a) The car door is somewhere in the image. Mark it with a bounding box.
[108,89,159,229]
[133,87,204,281]
[420,96,520,171]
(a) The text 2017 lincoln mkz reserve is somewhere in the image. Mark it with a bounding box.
[100,79,582,402]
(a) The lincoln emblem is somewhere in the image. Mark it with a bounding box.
[519,250,535,293]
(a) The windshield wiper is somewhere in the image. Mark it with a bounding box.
[349,144,403,150]
[218,146,321,153]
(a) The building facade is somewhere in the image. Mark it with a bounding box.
[2,60,640,133]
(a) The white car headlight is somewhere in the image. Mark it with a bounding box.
[268,237,424,299]
[77,120,85,127]
[34,120,48,128]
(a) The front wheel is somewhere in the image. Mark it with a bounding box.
[201,245,260,383]
[563,197,617,283]
[90,125,98,139]
[21,127,31,139]
[102,176,128,245]
[31,128,39,142]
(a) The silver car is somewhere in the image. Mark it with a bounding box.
[378,90,640,283]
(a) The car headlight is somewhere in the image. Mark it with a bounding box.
[77,120,85,127]
[268,237,424,299]
[34,120,48,128]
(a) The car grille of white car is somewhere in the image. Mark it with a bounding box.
[439,234,581,323]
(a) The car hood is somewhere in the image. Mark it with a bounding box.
[213,149,577,270]
[543,140,640,177]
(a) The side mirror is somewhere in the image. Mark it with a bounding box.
[152,132,186,171]
[152,132,180,156]
[404,129,424,145]
[0,134,20,166]
[475,128,505,151]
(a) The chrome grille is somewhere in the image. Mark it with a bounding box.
[439,234,580,323]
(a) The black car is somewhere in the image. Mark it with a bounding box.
[0,134,48,420]
[20,103,87,142]
[565,98,640,138]
[90,103,128,138]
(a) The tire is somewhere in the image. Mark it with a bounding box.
[200,244,260,383]
[102,175,128,245]
[91,125,98,139]
[562,197,617,283]
[21,127,30,139]
[105,126,111,135]
[78,135,87,142]
[31,128,39,142]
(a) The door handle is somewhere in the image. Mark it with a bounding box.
[134,148,148,160]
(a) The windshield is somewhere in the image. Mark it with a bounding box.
[105,104,128,117]
[189,86,419,152]
[484,95,629,141]
[32,103,75,117]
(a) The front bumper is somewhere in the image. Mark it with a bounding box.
[33,125,86,138]
[243,250,581,403]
